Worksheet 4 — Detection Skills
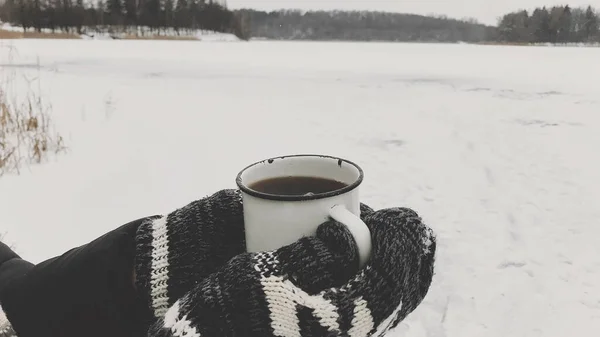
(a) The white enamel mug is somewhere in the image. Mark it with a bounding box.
[236,154,372,268]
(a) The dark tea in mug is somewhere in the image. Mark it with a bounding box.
[249,176,348,196]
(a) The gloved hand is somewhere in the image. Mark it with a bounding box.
[134,189,247,318]
[134,189,377,320]
[0,188,435,337]
[147,207,436,337]
[0,189,248,337]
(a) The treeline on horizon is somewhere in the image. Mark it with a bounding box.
[236,9,494,42]
[497,5,599,43]
[0,2,495,42]
[238,5,600,43]
[0,0,249,39]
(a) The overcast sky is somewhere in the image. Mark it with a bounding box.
[226,0,600,25]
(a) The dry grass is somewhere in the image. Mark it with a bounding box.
[0,28,81,39]
[0,50,67,177]
[0,232,16,249]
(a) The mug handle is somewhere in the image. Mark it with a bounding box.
[329,204,372,269]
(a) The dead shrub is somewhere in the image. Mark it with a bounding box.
[0,48,67,177]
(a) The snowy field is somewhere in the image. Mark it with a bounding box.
[1,39,599,337]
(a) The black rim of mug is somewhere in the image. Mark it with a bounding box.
[235,154,364,201]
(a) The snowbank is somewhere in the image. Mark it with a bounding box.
[1,22,240,42]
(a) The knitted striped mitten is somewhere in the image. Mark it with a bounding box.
[148,207,436,337]
[134,189,247,318]
[135,189,377,321]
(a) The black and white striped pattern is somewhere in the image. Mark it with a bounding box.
[148,216,171,317]
[161,301,201,337]
[134,189,246,319]
[148,207,436,337]
[254,251,376,337]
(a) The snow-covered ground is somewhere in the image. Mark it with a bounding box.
[1,39,599,336]
[0,22,240,41]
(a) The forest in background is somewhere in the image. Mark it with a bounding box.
[234,9,495,42]
[238,5,600,43]
[0,1,599,44]
[497,5,599,43]
[0,0,249,39]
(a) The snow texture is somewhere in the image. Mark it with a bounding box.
[1,22,240,41]
[1,40,599,337]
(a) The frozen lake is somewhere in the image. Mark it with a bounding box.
[1,39,599,337]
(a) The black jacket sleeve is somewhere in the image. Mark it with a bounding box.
[0,217,156,337]
[0,242,26,337]
[0,243,34,297]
